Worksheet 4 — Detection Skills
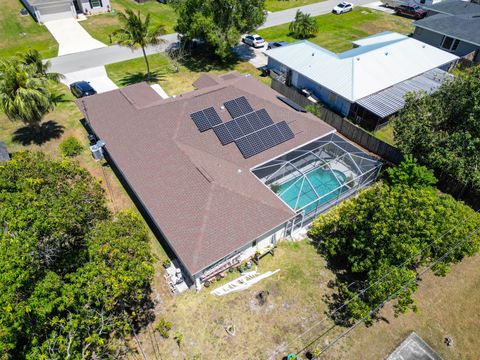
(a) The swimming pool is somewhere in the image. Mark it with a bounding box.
[278,168,347,213]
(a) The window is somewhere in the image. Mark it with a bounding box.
[441,36,460,51]
[89,0,103,8]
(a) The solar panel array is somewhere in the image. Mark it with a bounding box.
[190,107,222,132]
[212,109,274,145]
[190,97,295,158]
[223,96,253,118]
[235,121,294,158]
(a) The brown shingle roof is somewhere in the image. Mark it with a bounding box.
[77,74,334,275]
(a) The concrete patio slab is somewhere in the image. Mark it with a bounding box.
[44,18,106,56]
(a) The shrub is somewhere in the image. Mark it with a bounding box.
[162,259,171,268]
[59,136,83,157]
[156,318,172,338]
[173,331,183,347]
[386,155,437,188]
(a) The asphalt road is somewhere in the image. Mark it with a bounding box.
[49,0,377,74]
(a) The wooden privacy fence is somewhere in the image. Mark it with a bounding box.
[271,78,404,164]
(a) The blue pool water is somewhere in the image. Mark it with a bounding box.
[278,168,347,213]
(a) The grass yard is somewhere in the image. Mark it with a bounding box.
[105,53,271,96]
[136,241,480,360]
[258,8,415,53]
[80,0,177,44]
[265,0,325,12]
[0,0,58,58]
[374,122,396,145]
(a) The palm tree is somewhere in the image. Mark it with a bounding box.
[289,10,318,39]
[0,59,56,130]
[112,10,166,79]
[20,49,64,83]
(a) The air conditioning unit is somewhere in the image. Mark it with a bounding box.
[90,140,106,161]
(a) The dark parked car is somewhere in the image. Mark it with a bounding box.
[267,41,289,50]
[394,5,426,19]
[70,81,97,98]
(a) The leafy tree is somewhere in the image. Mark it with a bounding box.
[393,66,480,191]
[309,174,480,323]
[0,58,59,130]
[112,9,166,79]
[289,10,318,39]
[20,49,64,83]
[0,152,154,359]
[386,155,437,188]
[173,0,266,59]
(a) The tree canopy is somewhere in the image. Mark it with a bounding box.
[112,9,166,79]
[0,152,154,359]
[393,66,480,191]
[309,159,480,324]
[289,10,318,39]
[0,52,61,129]
[173,0,266,59]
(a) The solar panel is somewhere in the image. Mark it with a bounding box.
[277,95,307,112]
[190,110,210,132]
[236,137,255,158]
[245,112,263,131]
[213,124,234,145]
[225,120,243,140]
[247,132,266,156]
[224,99,243,118]
[236,116,254,136]
[224,97,254,118]
[236,96,253,114]
[257,127,276,149]
[203,107,222,127]
[277,121,295,141]
[268,124,284,144]
[256,108,274,127]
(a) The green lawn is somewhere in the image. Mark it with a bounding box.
[258,8,414,53]
[80,0,177,44]
[265,0,324,12]
[0,0,58,58]
[374,122,395,145]
[105,53,271,96]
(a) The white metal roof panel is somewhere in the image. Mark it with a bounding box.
[265,33,459,102]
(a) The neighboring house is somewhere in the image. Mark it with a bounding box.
[413,1,480,63]
[22,0,110,23]
[77,73,381,289]
[265,32,458,129]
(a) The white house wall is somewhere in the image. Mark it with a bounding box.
[78,0,110,14]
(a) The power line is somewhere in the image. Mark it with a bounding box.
[268,209,480,359]
[298,225,480,358]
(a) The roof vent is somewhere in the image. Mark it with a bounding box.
[385,51,389,56]
[220,105,225,111]
[312,52,315,56]
[422,44,426,48]
[356,57,360,61]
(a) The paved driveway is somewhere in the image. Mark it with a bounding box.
[233,43,268,68]
[44,18,106,56]
[62,66,118,94]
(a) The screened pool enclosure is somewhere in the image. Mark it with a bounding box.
[252,133,382,234]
